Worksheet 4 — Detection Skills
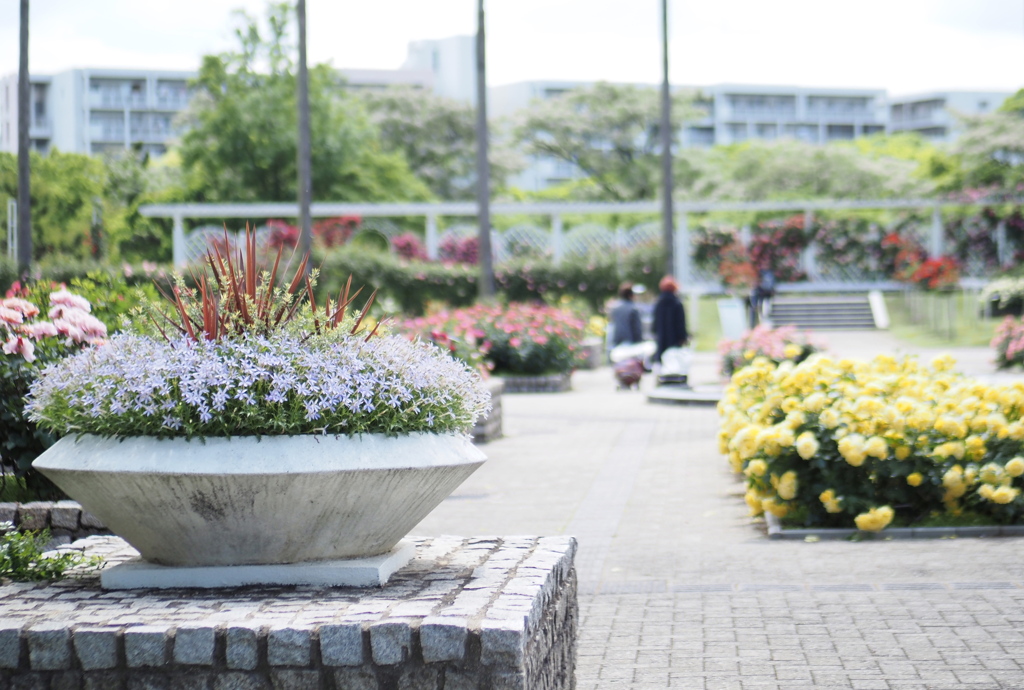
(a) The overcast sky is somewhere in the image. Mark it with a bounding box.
[0,0,1021,96]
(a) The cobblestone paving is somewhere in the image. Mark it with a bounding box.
[415,332,1024,689]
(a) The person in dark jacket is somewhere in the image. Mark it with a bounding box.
[652,275,688,363]
[609,282,643,347]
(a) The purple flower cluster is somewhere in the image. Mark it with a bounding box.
[27,331,491,438]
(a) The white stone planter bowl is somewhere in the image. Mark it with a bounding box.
[33,433,486,567]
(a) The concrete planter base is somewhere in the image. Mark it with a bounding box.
[500,372,572,393]
[33,433,486,568]
[102,540,416,589]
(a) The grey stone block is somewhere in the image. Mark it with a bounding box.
[49,502,82,531]
[266,627,311,667]
[49,671,82,690]
[269,670,320,689]
[73,627,120,670]
[491,671,527,690]
[480,618,524,667]
[17,502,53,531]
[419,616,468,662]
[213,672,271,690]
[79,510,106,529]
[125,626,169,667]
[398,666,440,690]
[26,622,71,670]
[174,625,216,666]
[0,622,22,669]
[0,503,16,527]
[170,675,213,690]
[83,671,123,690]
[318,623,363,666]
[225,626,259,671]
[369,619,412,666]
[330,668,378,690]
[10,676,47,690]
[127,673,171,690]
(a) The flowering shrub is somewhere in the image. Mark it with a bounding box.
[980,276,1024,317]
[749,216,807,282]
[909,256,960,290]
[1,289,107,498]
[391,233,429,262]
[397,303,587,377]
[718,325,825,377]
[394,309,491,375]
[439,235,479,265]
[717,241,758,292]
[266,216,361,250]
[28,230,490,440]
[719,354,1024,531]
[992,316,1024,369]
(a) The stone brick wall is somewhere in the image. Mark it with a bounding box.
[0,501,109,546]
[0,535,578,689]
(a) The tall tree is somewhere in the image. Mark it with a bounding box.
[178,3,429,204]
[361,87,520,200]
[514,82,704,202]
[475,0,495,299]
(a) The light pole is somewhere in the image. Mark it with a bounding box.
[475,0,496,299]
[17,0,32,273]
[660,0,674,278]
[296,0,312,263]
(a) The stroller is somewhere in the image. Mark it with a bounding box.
[609,341,656,390]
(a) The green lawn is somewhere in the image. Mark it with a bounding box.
[690,295,724,352]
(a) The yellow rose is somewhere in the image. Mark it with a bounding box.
[894,446,911,461]
[838,434,867,467]
[745,459,768,478]
[776,471,799,501]
[804,393,826,413]
[745,489,764,516]
[783,344,802,359]
[1007,457,1024,478]
[864,436,889,459]
[819,408,841,429]
[906,472,923,487]
[980,462,1005,485]
[796,431,820,460]
[761,497,789,518]
[743,349,756,360]
[992,486,1020,505]
[854,506,895,532]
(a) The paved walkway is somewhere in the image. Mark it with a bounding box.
[415,331,1024,689]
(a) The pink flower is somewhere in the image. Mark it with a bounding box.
[3,335,35,362]
[2,298,39,319]
[510,337,522,348]
[21,321,59,339]
[49,289,91,313]
[0,306,24,326]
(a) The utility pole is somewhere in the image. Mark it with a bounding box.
[17,0,32,273]
[296,0,313,263]
[475,0,496,299]
[659,0,674,277]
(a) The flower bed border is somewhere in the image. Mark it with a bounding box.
[765,513,1024,540]
[499,372,572,394]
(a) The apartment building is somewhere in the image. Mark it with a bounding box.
[0,68,193,156]
[889,91,1011,142]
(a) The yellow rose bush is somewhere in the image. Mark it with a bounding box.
[719,353,1024,531]
[718,325,825,377]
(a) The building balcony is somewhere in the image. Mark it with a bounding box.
[89,93,148,110]
[727,107,797,120]
[155,96,190,111]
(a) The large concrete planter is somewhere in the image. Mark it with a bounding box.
[32,433,486,567]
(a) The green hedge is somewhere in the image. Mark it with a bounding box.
[3,244,673,317]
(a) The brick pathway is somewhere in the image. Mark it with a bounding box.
[415,333,1024,689]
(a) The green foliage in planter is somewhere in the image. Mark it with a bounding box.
[0,525,101,582]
